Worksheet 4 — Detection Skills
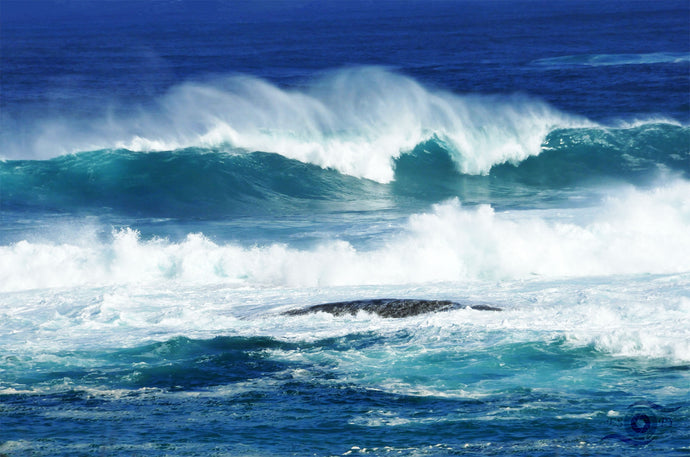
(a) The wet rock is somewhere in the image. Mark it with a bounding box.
[283,298,502,318]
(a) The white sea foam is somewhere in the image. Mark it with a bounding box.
[2,265,688,367]
[1,180,688,293]
[3,67,584,182]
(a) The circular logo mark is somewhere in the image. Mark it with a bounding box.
[624,403,657,445]
[604,400,681,445]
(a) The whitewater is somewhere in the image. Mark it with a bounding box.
[1,0,689,455]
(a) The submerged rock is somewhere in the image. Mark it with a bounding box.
[283,298,502,318]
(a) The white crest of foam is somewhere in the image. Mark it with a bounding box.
[8,67,584,182]
[1,180,689,293]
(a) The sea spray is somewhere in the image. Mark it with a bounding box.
[3,68,584,182]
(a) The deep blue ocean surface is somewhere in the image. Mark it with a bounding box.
[1,1,689,455]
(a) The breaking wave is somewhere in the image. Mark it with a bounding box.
[2,180,689,292]
[2,67,583,182]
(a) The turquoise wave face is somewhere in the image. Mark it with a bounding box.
[397,123,690,185]
[2,123,687,217]
[0,148,390,217]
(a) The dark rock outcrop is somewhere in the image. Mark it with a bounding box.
[283,298,502,318]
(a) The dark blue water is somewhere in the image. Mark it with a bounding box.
[3,1,688,121]
[1,1,689,455]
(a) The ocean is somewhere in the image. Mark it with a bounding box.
[1,0,689,455]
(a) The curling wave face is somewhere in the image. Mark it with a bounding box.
[531,52,690,69]
[2,123,687,217]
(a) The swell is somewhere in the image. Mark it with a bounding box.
[394,123,689,200]
[2,123,687,216]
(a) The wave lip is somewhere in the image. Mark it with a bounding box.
[2,122,687,216]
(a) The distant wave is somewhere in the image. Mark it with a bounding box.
[2,123,687,216]
[2,180,689,292]
[531,52,690,69]
[1,67,584,182]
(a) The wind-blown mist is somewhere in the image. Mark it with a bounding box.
[4,67,583,182]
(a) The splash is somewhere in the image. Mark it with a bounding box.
[2,180,688,292]
[3,67,584,182]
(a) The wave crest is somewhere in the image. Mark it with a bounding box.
[5,67,582,183]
